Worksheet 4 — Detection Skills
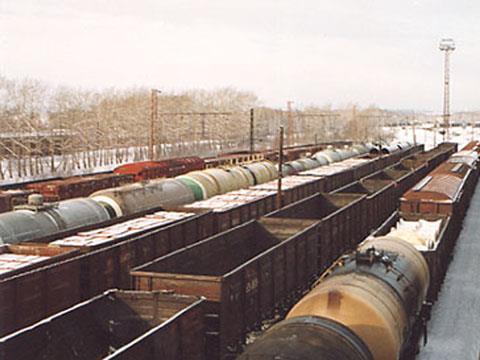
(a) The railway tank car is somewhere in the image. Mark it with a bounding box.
[0,194,110,245]
[89,178,195,218]
[0,143,406,246]
[239,235,430,360]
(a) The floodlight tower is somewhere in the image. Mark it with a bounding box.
[439,38,455,141]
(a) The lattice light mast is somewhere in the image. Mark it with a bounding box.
[439,38,455,141]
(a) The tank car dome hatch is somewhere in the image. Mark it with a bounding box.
[90,179,195,218]
[27,193,44,206]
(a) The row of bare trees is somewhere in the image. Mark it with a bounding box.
[0,75,392,182]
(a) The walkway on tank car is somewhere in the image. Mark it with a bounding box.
[417,182,480,360]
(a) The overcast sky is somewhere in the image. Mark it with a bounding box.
[1,0,478,111]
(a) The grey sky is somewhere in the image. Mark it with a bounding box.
[1,0,478,111]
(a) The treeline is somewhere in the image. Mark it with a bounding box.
[0,75,392,181]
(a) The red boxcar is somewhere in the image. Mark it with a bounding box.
[25,173,133,201]
[114,156,204,181]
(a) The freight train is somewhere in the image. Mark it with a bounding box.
[0,144,383,245]
[0,142,341,204]
[0,142,426,342]
[238,142,480,360]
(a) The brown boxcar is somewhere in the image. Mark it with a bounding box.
[400,162,478,216]
[130,219,318,359]
[0,290,206,360]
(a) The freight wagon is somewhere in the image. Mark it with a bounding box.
[0,208,214,337]
[130,219,319,359]
[0,143,428,340]
[400,152,479,216]
[332,177,397,231]
[239,234,431,360]
[239,142,480,360]
[265,193,367,270]
[0,143,417,247]
[0,290,206,360]
[205,152,264,168]
[371,211,457,302]
[0,189,32,214]
[0,143,431,336]
[114,156,205,181]
[25,173,133,202]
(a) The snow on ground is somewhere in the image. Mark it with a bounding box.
[389,125,476,150]
[0,140,237,186]
[1,125,477,186]
[417,183,480,360]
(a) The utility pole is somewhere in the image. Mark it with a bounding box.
[287,101,294,146]
[149,89,161,160]
[439,38,455,142]
[277,126,284,209]
[250,108,255,153]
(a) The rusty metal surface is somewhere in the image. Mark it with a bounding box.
[412,174,462,201]
[130,219,318,359]
[0,290,206,360]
